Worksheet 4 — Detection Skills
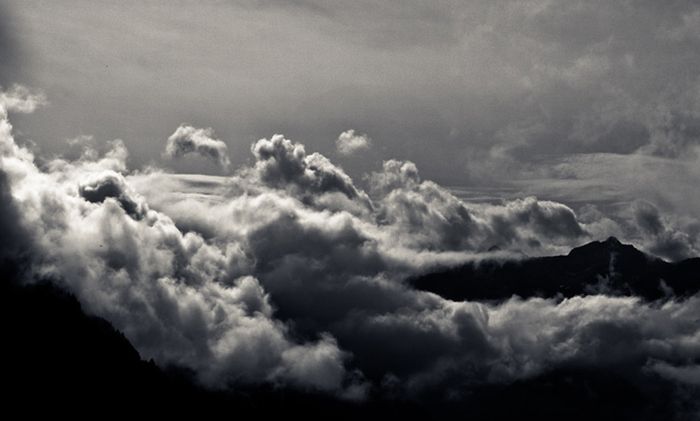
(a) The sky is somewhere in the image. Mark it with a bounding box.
[2,0,700,412]
[4,1,700,186]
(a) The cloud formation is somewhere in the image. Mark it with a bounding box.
[336,129,371,155]
[1,85,699,409]
[9,0,700,222]
[1,93,349,393]
[0,84,45,114]
[250,134,372,214]
[164,125,230,171]
[78,171,148,219]
[630,200,700,261]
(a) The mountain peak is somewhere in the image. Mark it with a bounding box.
[565,237,663,270]
[604,236,622,246]
[411,236,694,303]
[567,236,638,258]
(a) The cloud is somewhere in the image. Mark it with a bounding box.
[0,95,351,394]
[651,362,700,386]
[630,200,700,261]
[496,197,587,241]
[2,87,699,409]
[367,159,420,195]
[250,134,372,214]
[365,159,586,254]
[634,200,665,236]
[0,84,46,115]
[10,0,700,209]
[78,171,148,219]
[164,125,230,171]
[336,129,371,155]
[0,170,30,270]
[334,290,700,402]
[274,333,348,391]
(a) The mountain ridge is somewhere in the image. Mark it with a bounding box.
[411,237,700,302]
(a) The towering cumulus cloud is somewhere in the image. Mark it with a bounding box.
[164,125,230,171]
[1,86,699,411]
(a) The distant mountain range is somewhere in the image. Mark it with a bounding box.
[411,237,700,302]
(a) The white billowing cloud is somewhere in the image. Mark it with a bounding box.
[365,159,587,254]
[164,125,230,171]
[1,86,699,405]
[249,133,373,215]
[336,129,371,155]
[0,84,46,115]
[0,98,350,394]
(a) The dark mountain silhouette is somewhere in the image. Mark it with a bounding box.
[2,278,195,415]
[0,277,363,418]
[410,237,700,302]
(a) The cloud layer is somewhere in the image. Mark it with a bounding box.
[1,86,699,408]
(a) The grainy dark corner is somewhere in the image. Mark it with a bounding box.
[2,1,699,419]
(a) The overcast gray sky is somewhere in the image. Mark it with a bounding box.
[3,0,700,215]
